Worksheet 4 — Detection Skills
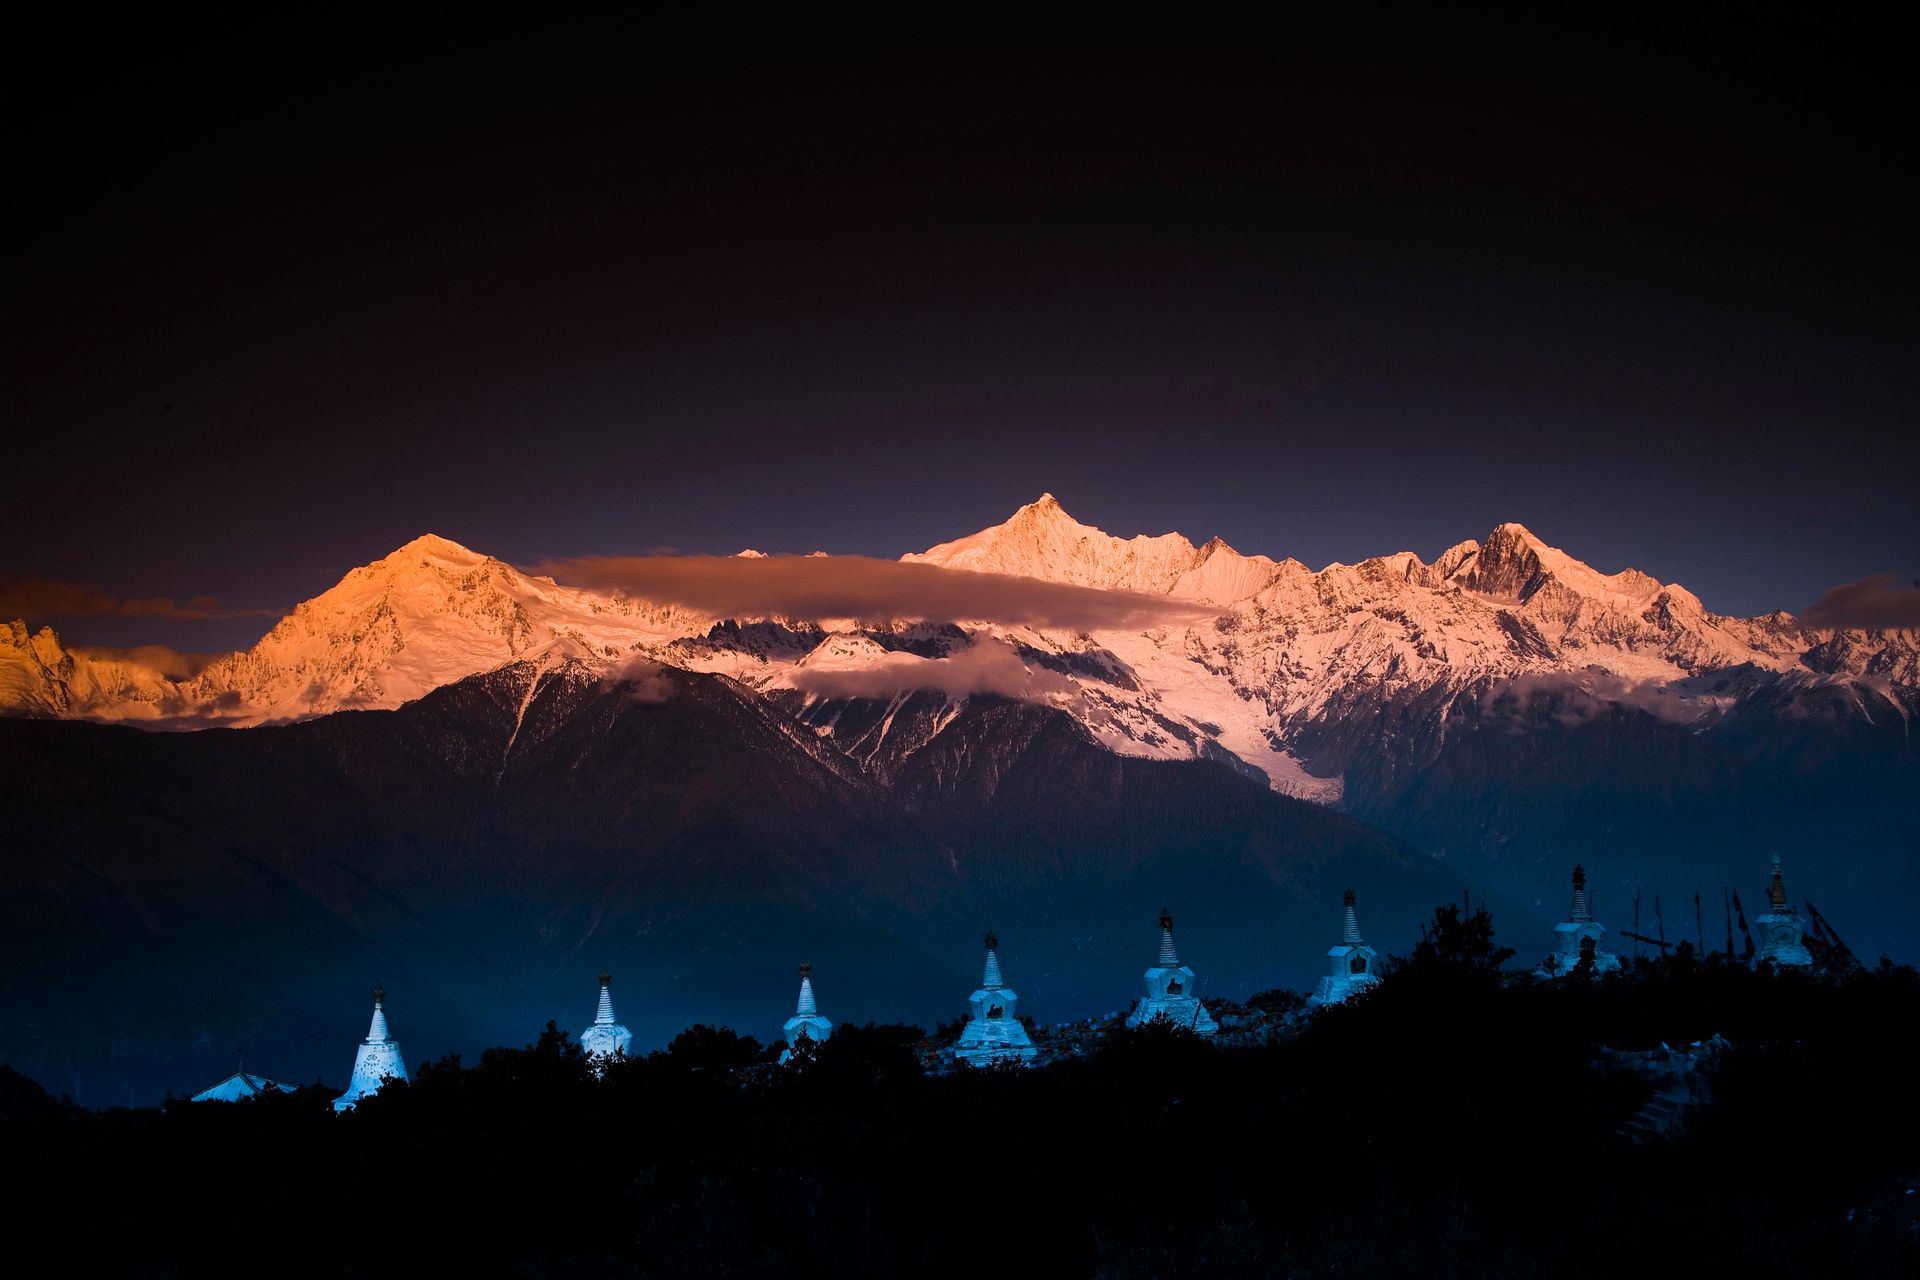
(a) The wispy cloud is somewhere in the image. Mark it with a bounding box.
[1481,672,1713,727]
[0,574,278,623]
[533,554,1212,631]
[1800,573,1920,631]
[70,644,227,680]
[790,636,1076,701]
[603,655,678,704]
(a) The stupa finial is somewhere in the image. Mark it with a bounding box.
[1768,853,1790,911]
[365,987,391,1044]
[794,962,818,1016]
[1568,866,1593,922]
[1342,890,1364,945]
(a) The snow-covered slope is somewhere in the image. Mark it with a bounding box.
[2,621,182,717]
[906,492,1280,603]
[3,501,1913,803]
[2,536,702,725]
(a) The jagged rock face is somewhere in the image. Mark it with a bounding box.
[0,620,183,717]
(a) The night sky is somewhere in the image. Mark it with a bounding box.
[8,20,1915,653]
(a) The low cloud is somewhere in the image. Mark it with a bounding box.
[605,655,677,704]
[1800,573,1920,632]
[0,574,278,623]
[1481,672,1712,727]
[791,636,1076,702]
[70,644,227,680]
[533,555,1212,631]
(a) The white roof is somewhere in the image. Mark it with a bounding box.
[192,1072,296,1103]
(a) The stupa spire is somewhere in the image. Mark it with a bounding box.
[981,931,1004,990]
[366,986,390,1043]
[1569,865,1593,923]
[1157,909,1180,966]
[1342,888,1364,945]
[795,962,818,1016]
[594,971,616,1027]
[1767,853,1790,912]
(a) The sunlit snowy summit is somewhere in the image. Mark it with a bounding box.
[3,494,1914,815]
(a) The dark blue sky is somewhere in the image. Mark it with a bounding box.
[7,27,1914,652]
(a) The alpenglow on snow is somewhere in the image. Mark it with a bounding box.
[10,494,1910,822]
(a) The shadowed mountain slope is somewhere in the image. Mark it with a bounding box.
[1,662,1485,1105]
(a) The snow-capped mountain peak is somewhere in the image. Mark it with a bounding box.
[1447,521,1664,610]
[905,493,1278,603]
[386,531,487,563]
[2,500,1913,808]
[0,533,703,726]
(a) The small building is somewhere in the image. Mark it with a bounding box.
[952,931,1038,1067]
[1536,865,1621,978]
[333,987,408,1112]
[780,962,833,1063]
[1754,854,1813,968]
[191,1071,296,1103]
[1125,909,1218,1034]
[580,970,634,1064]
[1310,889,1381,1007]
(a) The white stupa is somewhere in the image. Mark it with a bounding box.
[779,962,833,1063]
[1536,865,1621,978]
[1754,854,1813,968]
[580,970,634,1065]
[952,931,1038,1067]
[1125,909,1218,1034]
[333,986,408,1111]
[1310,889,1381,1006]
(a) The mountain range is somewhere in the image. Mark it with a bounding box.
[3,497,1915,1102]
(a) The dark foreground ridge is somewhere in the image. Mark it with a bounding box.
[5,912,1917,1278]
